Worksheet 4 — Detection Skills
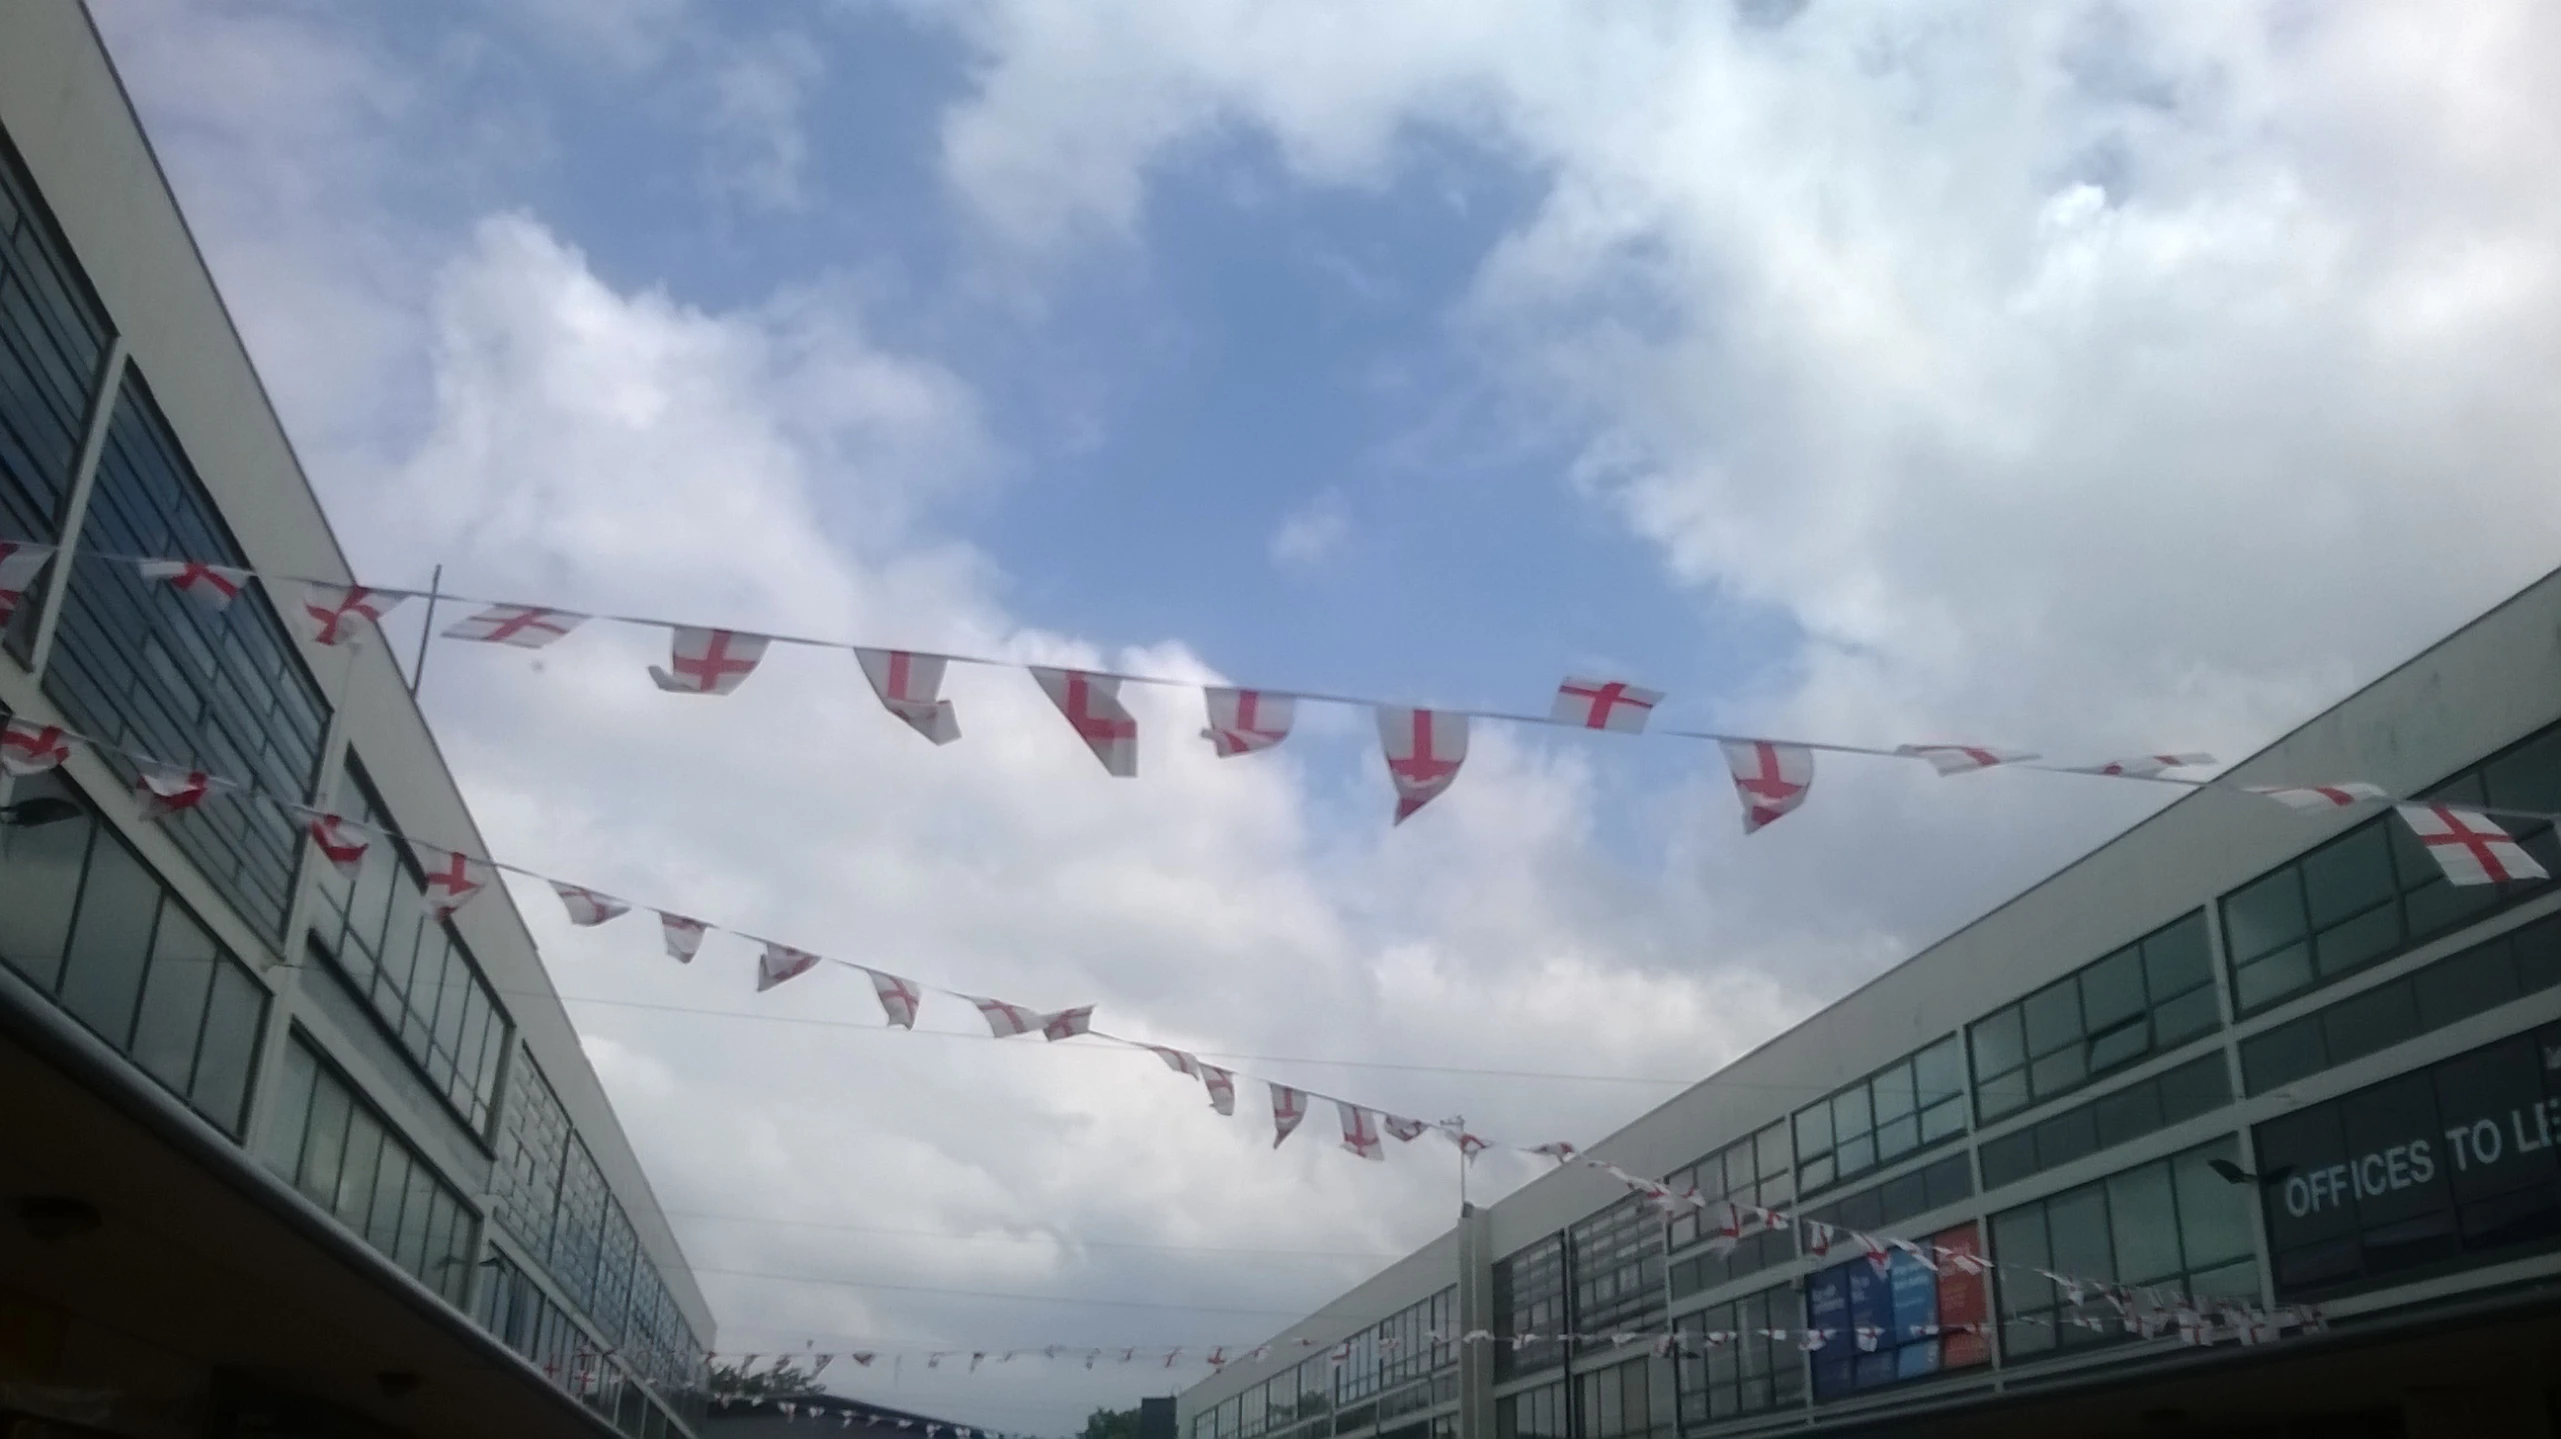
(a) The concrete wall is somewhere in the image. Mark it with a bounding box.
[0,0,712,1352]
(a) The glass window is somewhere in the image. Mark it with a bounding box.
[1796,1036,1966,1194]
[299,1068,352,1205]
[259,1039,319,1178]
[129,904,216,1092]
[1991,1137,2258,1361]
[0,126,111,556]
[0,771,95,989]
[1970,912,2223,1123]
[56,832,163,1045]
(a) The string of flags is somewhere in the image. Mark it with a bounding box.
[10,544,2555,854]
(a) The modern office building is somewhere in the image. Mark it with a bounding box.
[1180,599,2561,1435]
[0,3,715,1435]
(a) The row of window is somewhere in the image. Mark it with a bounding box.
[0,766,264,1135]
[477,1253,708,1439]
[1977,1052,2231,1192]
[1970,912,2220,1122]
[1672,1285,1804,1423]
[1792,1034,1966,1194]
[1569,1197,1665,1337]
[1663,1120,1789,1274]
[1493,1233,1568,1381]
[0,128,106,555]
[2242,910,2561,1098]
[1989,1137,2259,1359]
[258,1033,478,1308]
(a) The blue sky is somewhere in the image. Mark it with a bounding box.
[92,0,2561,1431]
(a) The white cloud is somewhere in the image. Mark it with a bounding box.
[1268,489,1350,570]
[700,32,826,214]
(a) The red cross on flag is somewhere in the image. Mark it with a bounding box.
[1377,706,1468,823]
[1146,1044,1200,1077]
[1795,1330,1829,1353]
[138,559,250,610]
[2398,804,2549,885]
[2078,752,2216,777]
[660,912,708,962]
[1382,1114,1429,1142]
[0,541,57,624]
[550,881,631,927]
[867,968,922,1029]
[1530,1141,1578,1164]
[1201,687,1295,757]
[971,996,1045,1036]
[852,648,962,744]
[1853,1325,1884,1354]
[1031,667,1138,776]
[1551,676,1662,733]
[1718,739,1815,833]
[758,943,824,991]
[1201,1064,1237,1115]
[445,603,587,649]
[299,583,404,647]
[136,762,216,819]
[1448,1127,1489,1161]
[1862,1234,1891,1277]
[1041,1005,1094,1040]
[2248,781,2387,812]
[1338,1102,1385,1160]
[1705,1201,1742,1254]
[412,844,490,921]
[0,718,74,776]
[1897,743,2038,775]
[651,627,771,695]
[305,813,369,880]
[1802,1219,1832,1257]
[1270,1084,1310,1148]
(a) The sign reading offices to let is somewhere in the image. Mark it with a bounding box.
[2253,1024,2561,1296]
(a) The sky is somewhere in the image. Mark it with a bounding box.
[82,0,2561,1432]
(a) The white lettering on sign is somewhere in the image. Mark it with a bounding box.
[2282,1137,2438,1218]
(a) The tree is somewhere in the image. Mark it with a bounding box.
[1080,1406,1141,1439]
[711,1358,826,1401]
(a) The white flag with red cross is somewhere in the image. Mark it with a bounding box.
[758,943,824,991]
[1531,1141,1578,1164]
[1201,1064,1237,1116]
[1201,687,1295,757]
[1802,1220,1833,1257]
[0,717,74,776]
[1270,1084,1310,1148]
[0,541,55,624]
[1897,743,2037,775]
[1704,1201,1742,1254]
[305,813,369,880]
[2248,782,2387,812]
[651,627,770,695]
[1449,1127,1490,1161]
[1032,667,1138,776]
[854,648,960,744]
[136,762,217,819]
[1551,677,1661,734]
[971,996,1045,1037]
[2398,804,2549,885]
[1376,707,1468,823]
[2076,752,2215,777]
[1338,1102,1385,1160]
[299,583,404,647]
[445,603,587,649]
[1147,1044,1200,1077]
[1042,1006,1094,1040]
[550,882,630,927]
[413,843,491,921]
[659,912,708,963]
[138,559,250,610]
[1382,1114,1430,1142]
[1719,740,1815,833]
[867,969,922,1029]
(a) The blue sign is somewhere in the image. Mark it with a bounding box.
[1805,1248,1945,1396]
[1805,1266,1853,1399]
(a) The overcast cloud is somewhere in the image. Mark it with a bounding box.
[84,0,2561,1431]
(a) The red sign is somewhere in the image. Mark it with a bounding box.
[1934,1222,1990,1369]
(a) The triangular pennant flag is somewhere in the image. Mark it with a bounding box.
[867,969,922,1029]
[660,912,709,962]
[306,812,369,880]
[1719,739,1814,833]
[1382,1114,1429,1142]
[138,559,250,610]
[758,943,823,991]
[0,541,57,624]
[652,627,771,695]
[1201,1064,1237,1115]
[551,881,631,927]
[971,996,1044,1037]
[412,843,491,922]
[136,762,216,819]
[2077,752,2215,777]
[2398,803,2550,885]
[1551,677,1661,733]
[1270,1084,1309,1148]
[0,717,74,776]
[1897,743,2037,775]
[854,648,962,744]
[1377,706,1467,823]
[445,603,587,649]
[1201,687,1295,757]
[1338,1102,1385,1160]
[2246,781,2388,811]
[1448,1127,1489,1161]
[1031,667,1138,776]
[1041,1005,1094,1040]
[1531,1141,1578,1164]
[1146,1044,1200,1077]
[299,583,404,647]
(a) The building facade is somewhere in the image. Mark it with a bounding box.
[1181,592,2561,1436]
[0,4,715,1436]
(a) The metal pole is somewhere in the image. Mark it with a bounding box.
[409,563,443,697]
